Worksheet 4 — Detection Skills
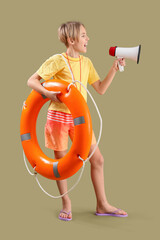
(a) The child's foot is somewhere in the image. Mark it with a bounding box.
[96,202,128,217]
[59,210,72,221]
[59,199,72,221]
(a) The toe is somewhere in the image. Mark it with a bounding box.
[60,212,66,218]
[117,209,127,215]
[68,213,72,219]
[67,211,72,219]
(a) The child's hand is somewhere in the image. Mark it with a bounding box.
[112,58,126,71]
[45,90,61,103]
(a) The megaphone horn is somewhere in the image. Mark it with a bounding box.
[109,45,141,72]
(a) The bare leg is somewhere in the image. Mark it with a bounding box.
[89,145,127,215]
[54,150,72,220]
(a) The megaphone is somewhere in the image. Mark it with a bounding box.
[109,45,141,72]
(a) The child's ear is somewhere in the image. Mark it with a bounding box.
[67,37,75,45]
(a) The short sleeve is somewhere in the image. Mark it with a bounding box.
[37,56,59,80]
[87,58,100,85]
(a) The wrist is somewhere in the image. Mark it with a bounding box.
[43,88,49,97]
[111,65,118,73]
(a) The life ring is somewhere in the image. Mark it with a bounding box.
[20,79,92,180]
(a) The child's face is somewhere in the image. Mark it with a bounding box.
[71,25,89,54]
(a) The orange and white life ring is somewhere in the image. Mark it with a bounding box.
[20,79,92,180]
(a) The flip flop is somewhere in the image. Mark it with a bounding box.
[95,208,128,217]
[58,210,72,221]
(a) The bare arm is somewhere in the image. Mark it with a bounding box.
[27,72,61,102]
[91,58,126,95]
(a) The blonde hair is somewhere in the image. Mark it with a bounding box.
[58,21,85,47]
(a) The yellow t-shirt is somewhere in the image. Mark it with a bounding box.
[37,53,100,113]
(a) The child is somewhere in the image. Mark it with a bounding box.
[27,21,128,221]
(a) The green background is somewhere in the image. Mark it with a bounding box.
[1,0,159,239]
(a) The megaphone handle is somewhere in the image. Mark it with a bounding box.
[117,57,124,72]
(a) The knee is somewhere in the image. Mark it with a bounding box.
[90,153,104,168]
